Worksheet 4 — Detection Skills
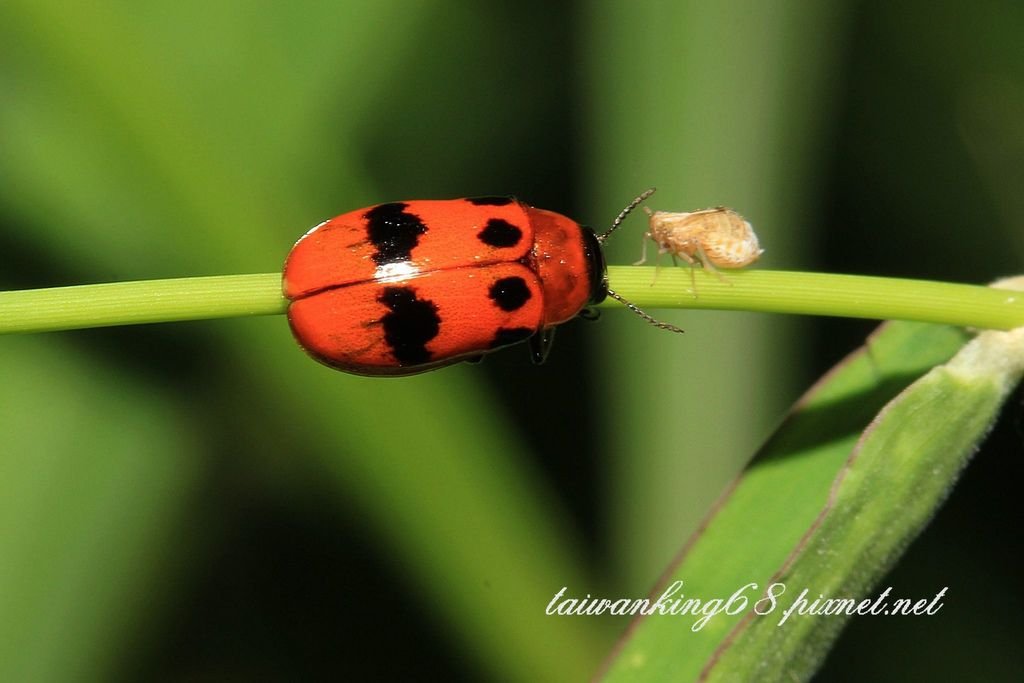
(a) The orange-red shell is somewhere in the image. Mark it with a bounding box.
[283,197,601,375]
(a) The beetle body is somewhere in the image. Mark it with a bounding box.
[283,197,605,376]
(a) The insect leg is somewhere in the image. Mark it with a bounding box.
[528,326,557,365]
[633,232,652,266]
[669,250,699,298]
[695,245,732,285]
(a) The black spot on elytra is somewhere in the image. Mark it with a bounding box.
[489,276,531,312]
[378,287,440,365]
[478,219,523,248]
[364,203,427,265]
[466,196,514,206]
[489,327,534,349]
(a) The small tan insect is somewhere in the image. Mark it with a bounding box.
[635,206,763,292]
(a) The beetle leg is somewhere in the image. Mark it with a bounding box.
[529,327,557,365]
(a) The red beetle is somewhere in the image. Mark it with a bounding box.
[283,190,679,375]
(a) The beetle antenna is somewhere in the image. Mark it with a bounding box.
[597,187,656,242]
[605,289,684,334]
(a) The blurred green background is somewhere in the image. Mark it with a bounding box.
[1,1,1022,681]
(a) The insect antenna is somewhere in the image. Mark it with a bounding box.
[597,187,656,242]
[598,188,682,333]
[605,289,684,334]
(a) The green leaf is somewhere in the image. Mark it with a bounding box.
[601,302,1024,681]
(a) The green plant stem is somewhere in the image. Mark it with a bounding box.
[605,267,1024,330]
[1,268,1022,335]
[0,274,287,334]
